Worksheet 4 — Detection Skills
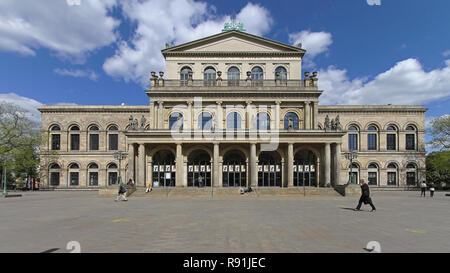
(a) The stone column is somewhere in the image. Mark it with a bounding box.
[304,101,310,129]
[246,101,252,129]
[275,101,281,130]
[333,143,342,186]
[216,101,223,130]
[176,143,183,187]
[187,101,193,130]
[158,101,164,129]
[287,143,294,187]
[213,143,219,187]
[150,101,155,129]
[250,143,257,187]
[313,101,318,129]
[138,143,146,186]
[153,102,159,129]
[324,143,331,186]
[127,143,135,183]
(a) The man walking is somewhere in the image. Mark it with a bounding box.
[355,179,376,212]
[115,184,128,201]
[420,181,427,197]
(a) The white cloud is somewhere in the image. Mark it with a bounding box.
[288,30,333,68]
[0,0,119,62]
[442,50,450,57]
[318,58,450,105]
[366,0,381,6]
[0,93,43,123]
[103,1,273,86]
[54,68,99,81]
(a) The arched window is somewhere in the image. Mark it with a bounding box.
[227,67,240,86]
[50,125,61,151]
[169,112,184,130]
[89,125,99,151]
[204,67,216,86]
[275,66,287,85]
[69,163,79,186]
[256,112,270,130]
[386,125,397,151]
[284,112,299,130]
[406,125,416,151]
[69,125,80,151]
[108,125,119,151]
[368,163,379,186]
[180,66,192,86]
[406,163,417,186]
[367,125,378,150]
[251,66,263,86]
[88,163,99,186]
[50,125,61,131]
[387,163,398,186]
[107,163,118,186]
[198,112,213,130]
[49,163,60,186]
[348,125,359,151]
[227,112,242,129]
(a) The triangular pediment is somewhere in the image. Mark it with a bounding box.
[162,30,305,55]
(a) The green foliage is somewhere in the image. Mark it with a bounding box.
[426,151,450,188]
[427,115,450,150]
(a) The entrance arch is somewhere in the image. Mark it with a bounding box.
[222,150,247,187]
[152,150,175,187]
[294,150,317,187]
[188,149,211,187]
[258,151,282,187]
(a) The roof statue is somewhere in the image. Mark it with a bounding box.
[222,19,246,32]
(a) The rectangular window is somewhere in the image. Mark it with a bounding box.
[368,172,377,185]
[368,134,377,150]
[108,172,118,185]
[50,172,60,186]
[406,172,416,185]
[70,134,80,151]
[109,134,118,150]
[387,134,396,150]
[387,172,396,186]
[89,172,98,186]
[51,134,60,150]
[89,134,99,150]
[348,134,358,150]
[70,172,79,186]
[406,134,415,150]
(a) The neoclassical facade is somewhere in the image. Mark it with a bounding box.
[39,30,426,189]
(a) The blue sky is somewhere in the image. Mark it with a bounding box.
[0,0,449,150]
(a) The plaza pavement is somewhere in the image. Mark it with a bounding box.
[0,190,448,253]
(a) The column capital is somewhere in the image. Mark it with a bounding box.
[216,101,222,105]
[187,101,193,106]
[158,101,164,105]
[304,101,311,105]
[246,100,252,105]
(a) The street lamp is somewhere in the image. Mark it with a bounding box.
[344,150,358,184]
[1,154,13,197]
[113,151,128,186]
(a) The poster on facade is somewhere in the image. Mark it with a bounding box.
[194,165,199,172]
[166,165,171,172]
[207,165,210,172]
[160,165,164,172]
[276,165,280,172]
[264,165,268,172]
[236,165,240,172]
[165,172,171,179]
[200,165,205,172]
[154,166,158,172]
[189,165,193,172]
[299,165,303,172]
[270,165,274,172]
[305,165,309,172]
[311,165,315,172]
[293,165,297,171]
[223,165,228,171]
[241,165,245,172]
[258,165,262,172]
[172,165,176,171]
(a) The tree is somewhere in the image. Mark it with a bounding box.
[428,115,450,150]
[0,102,41,188]
[426,151,450,189]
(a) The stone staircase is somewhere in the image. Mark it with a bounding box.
[126,186,346,198]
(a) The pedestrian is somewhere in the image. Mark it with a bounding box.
[429,182,435,197]
[115,184,128,201]
[354,179,376,212]
[127,178,134,186]
[198,175,204,187]
[420,180,427,197]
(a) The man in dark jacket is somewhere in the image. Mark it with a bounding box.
[355,179,376,211]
